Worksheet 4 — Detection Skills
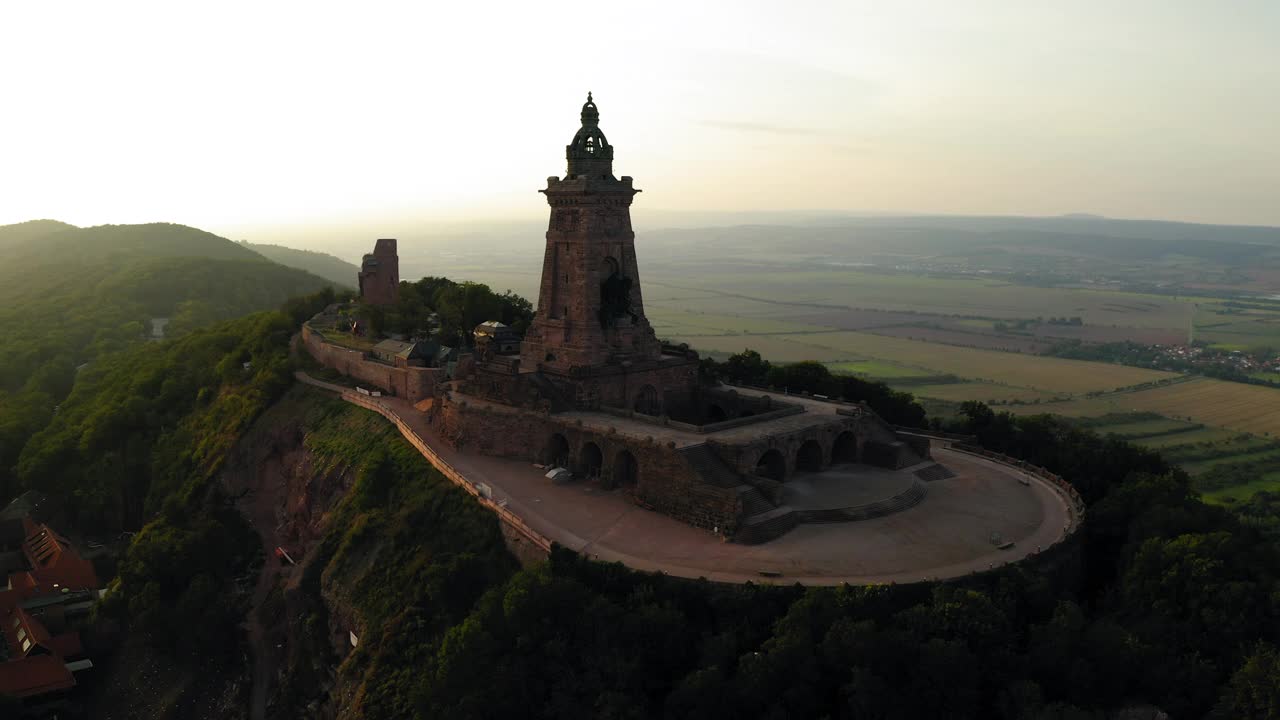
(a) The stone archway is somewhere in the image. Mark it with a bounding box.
[613,449,639,488]
[755,449,787,482]
[832,431,858,464]
[707,403,727,423]
[580,441,603,479]
[546,433,570,468]
[634,385,660,416]
[796,439,824,473]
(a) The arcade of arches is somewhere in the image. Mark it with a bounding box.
[752,432,866,483]
[545,432,641,489]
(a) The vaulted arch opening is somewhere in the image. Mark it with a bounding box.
[755,449,786,482]
[546,433,570,468]
[796,439,824,473]
[634,385,660,416]
[706,404,727,423]
[833,431,858,465]
[613,449,639,488]
[580,442,603,479]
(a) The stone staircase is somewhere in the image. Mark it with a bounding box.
[739,487,775,517]
[677,444,798,544]
[743,473,786,505]
[735,506,799,545]
[679,444,744,489]
[914,463,957,482]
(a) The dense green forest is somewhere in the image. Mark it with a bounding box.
[0,220,340,504]
[240,240,358,289]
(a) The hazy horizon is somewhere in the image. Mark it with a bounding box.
[4,1,1279,237]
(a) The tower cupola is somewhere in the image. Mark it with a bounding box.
[566,92,614,178]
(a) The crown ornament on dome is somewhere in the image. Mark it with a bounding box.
[581,91,599,125]
[566,91,613,177]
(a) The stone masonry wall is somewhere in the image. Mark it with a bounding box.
[437,395,740,535]
[301,325,440,403]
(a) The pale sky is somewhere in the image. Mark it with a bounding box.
[3,0,1278,237]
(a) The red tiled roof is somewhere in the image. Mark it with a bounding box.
[0,518,100,701]
[48,632,83,659]
[0,654,75,698]
[19,519,99,592]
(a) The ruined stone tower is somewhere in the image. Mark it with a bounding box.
[358,238,399,306]
[520,94,663,371]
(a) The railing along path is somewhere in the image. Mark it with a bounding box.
[296,373,553,553]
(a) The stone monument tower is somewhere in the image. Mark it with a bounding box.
[358,238,400,306]
[520,94,663,371]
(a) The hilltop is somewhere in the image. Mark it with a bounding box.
[239,241,358,289]
[0,220,342,505]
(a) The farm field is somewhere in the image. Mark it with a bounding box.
[1007,378,1280,438]
[1138,427,1240,449]
[674,269,1200,329]
[861,326,1052,353]
[1182,449,1280,476]
[1087,417,1203,439]
[1192,304,1280,350]
[646,309,825,336]
[684,333,849,363]
[1054,414,1280,502]
[1201,473,1280,504]
[758,331,1176,394]
[677,326,1177,394]
[824,360,934,378]
[890,382,1056,404]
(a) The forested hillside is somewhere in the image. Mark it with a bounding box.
[0,220,340,504]
[240,241,358,288]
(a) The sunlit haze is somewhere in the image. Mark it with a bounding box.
[4,0,1279,239]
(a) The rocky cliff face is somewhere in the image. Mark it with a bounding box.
[224,389,361,720]
[226,386,519,719]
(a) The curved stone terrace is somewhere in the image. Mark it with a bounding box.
[299,372,1077,585]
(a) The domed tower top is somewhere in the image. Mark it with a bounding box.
[565,92,615,178]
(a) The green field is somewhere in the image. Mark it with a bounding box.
[1193,304,1280,350]
[688,334,849,362]
[647,308,823,336]
[670,270,1201,329]
[1006,378,1280,439]
[1202,473,1280,504]
[1137,427,1237,449]
[1059,414,1280,501]
[825,360,933,378]
[892,382,1056,404]
[1091,417,1202,439]
[1183,449,1280,476]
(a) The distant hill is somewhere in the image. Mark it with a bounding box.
[0,220,339,393]
[0,219,78,249]
[0,219,344,505]
[240,241,357,288]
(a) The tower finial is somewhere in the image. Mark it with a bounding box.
[588,91,592,103]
